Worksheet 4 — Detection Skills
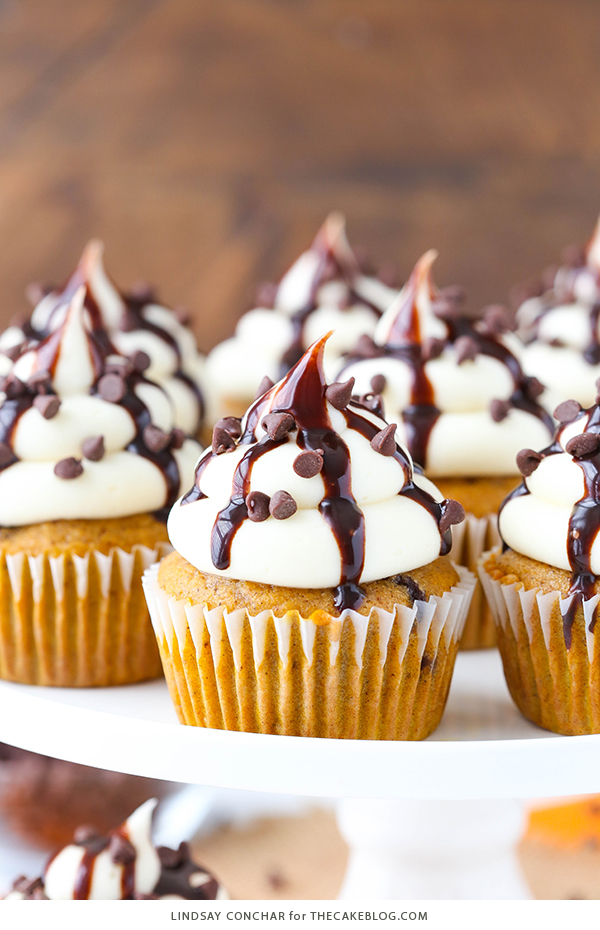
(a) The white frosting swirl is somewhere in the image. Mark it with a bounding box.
[44,799,161,900]
[0,289,201,526]
[204,213,397,420]
[170,334,455,589]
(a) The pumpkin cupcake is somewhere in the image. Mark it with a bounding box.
[480,392,600,735]
[143,334,475,740]
[0,287,201,687]
[337,251,554,649]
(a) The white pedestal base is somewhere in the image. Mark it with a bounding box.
[336,798,531,900]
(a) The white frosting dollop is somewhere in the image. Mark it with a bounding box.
[204,213,397,421]
[0,289,201,526]
[170,334,457,589]
[44,799,161,900]
[339,250,553,476]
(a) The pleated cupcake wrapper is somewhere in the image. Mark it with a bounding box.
[479,550,600,735]
[448,510,501,650]
[143,564,475,740]
[0,542,170,687]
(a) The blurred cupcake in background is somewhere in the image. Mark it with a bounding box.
[0,287,202,687]
[0,240,206,438]
[337,250,554,648]
[515,215,600,412]
[144,334,474,741]
[204,212,398,424]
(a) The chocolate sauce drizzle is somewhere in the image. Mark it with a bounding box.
[182,335,451,612]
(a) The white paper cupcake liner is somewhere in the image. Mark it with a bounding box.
[448,510,501,650]
[143,563,475,740]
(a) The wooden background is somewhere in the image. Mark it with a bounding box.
[0,0,599,351]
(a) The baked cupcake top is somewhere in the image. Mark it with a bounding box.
[204,213,397,417]
[500,393,600,641]
[0,240,205,434]
[0,288,201,526]
[169,333,465,610]
[5,799,223,900]
[516,217,600,410]
[337,250,554,475]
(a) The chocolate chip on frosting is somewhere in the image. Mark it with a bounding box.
[27,369,52,393]
[370,423,397,456]
[73,825,102,845]
[0,443,13,467]
[108,834,136,866]
[554,399,581,423]
[129,350,151,373]
[98,372,126,403]
[423,337,445,361]
[439,499,466,534]
[370,374,386,395]
[359,392,385,418]
[526,376,545,399]
[212,426,236,455]
[454,335,479,365]
[143,424,170,453]
[262,411,296,441]
[33,394,60,419]
[482,304,516,335]
[293,449,324,478]
[565,432,600,458]
[170,427,186,450]
[157,844,185,869]
[325,378,355,410]
[105,357,135,378]
[255,375,274,399]
[82,435,105,461]
[516,448,543,477]
[490,399,511,422]
[269,490,297,520]
[215,416,242,440]
[245,490,271,522]
[1,375,26,399]
[54,457,83,479]
[355,334,379,358]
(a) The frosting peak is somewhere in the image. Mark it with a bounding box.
[170,334,463,608]
[374,249,445,347]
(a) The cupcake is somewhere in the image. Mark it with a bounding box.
[0,287,201,687]
[516,215,600,412]
[336,250,554,649]
[204,213,398,424]
[480,393,600,735]
[143,333,475,741]
[3,799,225,900]
[0,240,206,436]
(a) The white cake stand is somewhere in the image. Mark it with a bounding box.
[0,650,598,899]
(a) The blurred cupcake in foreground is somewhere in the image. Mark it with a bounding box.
[0,288,201,687]
[481,392,600,735]
[144,334,474,741]
[516,216,600,412]
[0,240,206,436]
[204,213,398,424]
[4,799,225,900]
[337,250,554,649]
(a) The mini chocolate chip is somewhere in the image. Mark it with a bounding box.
[355,334,379,358]
[109,834,136,866]
[526,376,545,398]
[54,457,83,479]
[269,490,297,520]
[516,448,543,477]
[157,845,184,869]
[370,423,397,456]
[554,399,581,423]
[255,375,274,399]
[174,306,191,327]
[561,244,586,268]
[130,350,151,372]
[73,825,102,845]
[82,435,105,461]
[3,344,21,362]
[28,370,51,393]
[2,375,26,399]
[33,394,60,419]
[422,337,445,361]
[370,373,386,394]
[170,428,186,450]
[566,432,600,457]
[359,392,385,418]
[454,335,479,364]
[267,869,288,890]
[215,416,242,439]
[293,450,324,478]
[490,399,511,422]
[0,443,13,467]
[262,411,296,441]
[105,357,135,377]
[256,282,278,309]
[439,499,466,534]
[212,425,236,454]
[246,490,271,522]
[325,378,355,410]
[98,372,126,403]
[12,876,45,896]
[482,304,516,335]
[143,424,170,453]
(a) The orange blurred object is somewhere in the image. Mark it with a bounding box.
[527,798,600,851]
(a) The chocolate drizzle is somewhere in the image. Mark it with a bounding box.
[182,334,453,612]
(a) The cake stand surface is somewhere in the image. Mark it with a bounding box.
[1,649,596,899]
